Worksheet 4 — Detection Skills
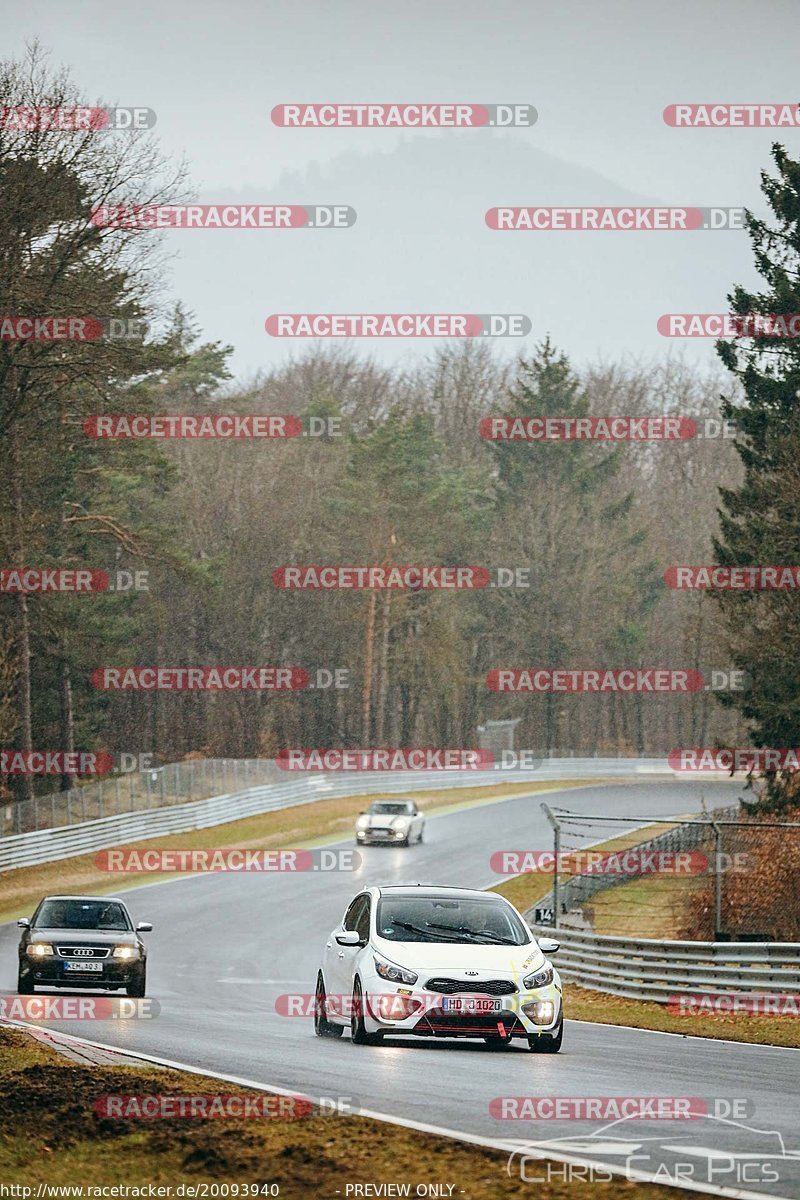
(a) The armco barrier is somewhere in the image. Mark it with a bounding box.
[528,925,800,1002]
[0,757,676,872]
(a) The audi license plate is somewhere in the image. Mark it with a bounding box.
[442,996,501,1014]
[64,961,103,972]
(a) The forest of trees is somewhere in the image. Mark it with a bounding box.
[2,49,799,811]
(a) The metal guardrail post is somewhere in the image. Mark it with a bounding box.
[541,802,561,929]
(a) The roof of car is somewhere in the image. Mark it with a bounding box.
[374,884,503,900]
[40,895,128,904]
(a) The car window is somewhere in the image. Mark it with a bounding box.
[376,895,530,945]
[354,896,371,941]
[343,895,368,933]
[35,899,131,932]
[368,802,414,815]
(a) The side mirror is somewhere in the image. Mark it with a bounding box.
[136,922,153,932]
[17,918,30,929]
[335,930,362,947]
[538,937,560,954]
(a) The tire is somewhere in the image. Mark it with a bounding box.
[17,966,34,995]
[314,971,343,1038]
[350,979,383,1045]
[126,966,146,997]
[528,1020,563,1053]
[418,826,424,843]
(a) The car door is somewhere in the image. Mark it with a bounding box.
[327,894,369,1000]
[339,894,371,1005]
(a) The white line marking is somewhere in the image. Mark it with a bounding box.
[1,1018,793,1200]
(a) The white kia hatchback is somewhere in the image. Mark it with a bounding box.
[314,884,562,1051]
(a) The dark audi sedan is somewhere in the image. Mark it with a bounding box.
[17,895,151,996]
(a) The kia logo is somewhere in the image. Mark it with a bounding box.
[74,948,94,957]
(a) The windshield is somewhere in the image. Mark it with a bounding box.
[35,900,131,932]
[376,894,530,945]
[368,802,414,815]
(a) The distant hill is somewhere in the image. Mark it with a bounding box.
[164,133,758,378]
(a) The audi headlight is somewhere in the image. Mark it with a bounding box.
[374,956,418,985]
[113,946,140,960]
[523,964,554,989]
[26,943,54,957]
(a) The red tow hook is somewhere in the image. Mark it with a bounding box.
[497,1021,506,1037]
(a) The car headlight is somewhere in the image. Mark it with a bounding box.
[112,946,140,960]
[356,816,369,829]
[523,964,554,989]
[26,943,54,957]
[393,817,411,829]
[374,956,418,985]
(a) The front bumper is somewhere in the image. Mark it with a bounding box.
[20,959,142,988]
[356,828,409,844]
[362,980,562,1038]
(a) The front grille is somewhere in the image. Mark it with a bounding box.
[424,977,518,996]
[56,946,111,959]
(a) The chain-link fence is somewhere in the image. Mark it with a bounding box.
[537,802,800,942]
[0,749,664,837]
[1,759,287,836]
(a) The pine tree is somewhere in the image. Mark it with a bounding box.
[714,144,800,811]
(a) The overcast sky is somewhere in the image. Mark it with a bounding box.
[7,0,800,380]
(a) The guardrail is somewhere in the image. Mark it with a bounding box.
[528,924,800,1002]
[0,756,676,872]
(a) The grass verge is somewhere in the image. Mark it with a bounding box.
[0,779,612,926]
[492,827,800,1048]
[564,984,800,1048]
[0,1023,687,1198]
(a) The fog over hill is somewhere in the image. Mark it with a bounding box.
[161,133,762,380]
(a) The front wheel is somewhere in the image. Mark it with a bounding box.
[350,980,383,1045]
[314,971,343,1038]
[17,966,34,995]
[126,966,146,997]
[528,1020,563,1053]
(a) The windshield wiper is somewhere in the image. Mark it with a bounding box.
[389,919,463,942]
[424,921,517,945]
